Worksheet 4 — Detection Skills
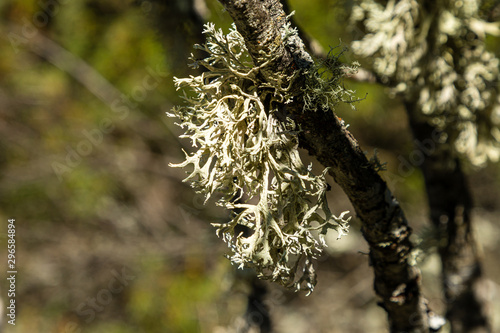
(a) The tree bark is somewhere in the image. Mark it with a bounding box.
[406,106,491,333]
[218,1,432,332]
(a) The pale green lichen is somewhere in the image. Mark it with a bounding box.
[169,23,351,294]
[304,46,362,111]
[351,0,500,166]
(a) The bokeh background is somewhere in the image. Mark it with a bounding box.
[0,0,499,332]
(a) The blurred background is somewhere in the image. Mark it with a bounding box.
[0,0,499,332]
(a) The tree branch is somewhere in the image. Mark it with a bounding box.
[406,105,491,333]
[218,0,431,331]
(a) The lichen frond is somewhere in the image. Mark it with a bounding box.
[169,23,351,294]
[303,46,362,111]
[350,0,500,166]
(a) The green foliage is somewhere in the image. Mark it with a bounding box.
[170,23,351,294]
[351,0,500,166]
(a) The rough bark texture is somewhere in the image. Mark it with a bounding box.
[406,106,491,333]
[218,1,431,332]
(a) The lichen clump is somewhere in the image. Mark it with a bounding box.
[351,0,500,166]
[169,23,350,294]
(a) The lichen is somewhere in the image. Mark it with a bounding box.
[169,23,352,294]
[350,0,500,166]
[304,46,362,112]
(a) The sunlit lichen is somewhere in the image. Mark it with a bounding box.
[351,0,500,166]
[169,23,351,294]
[304,46,362,111]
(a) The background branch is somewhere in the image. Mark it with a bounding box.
[406,106,491,332]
